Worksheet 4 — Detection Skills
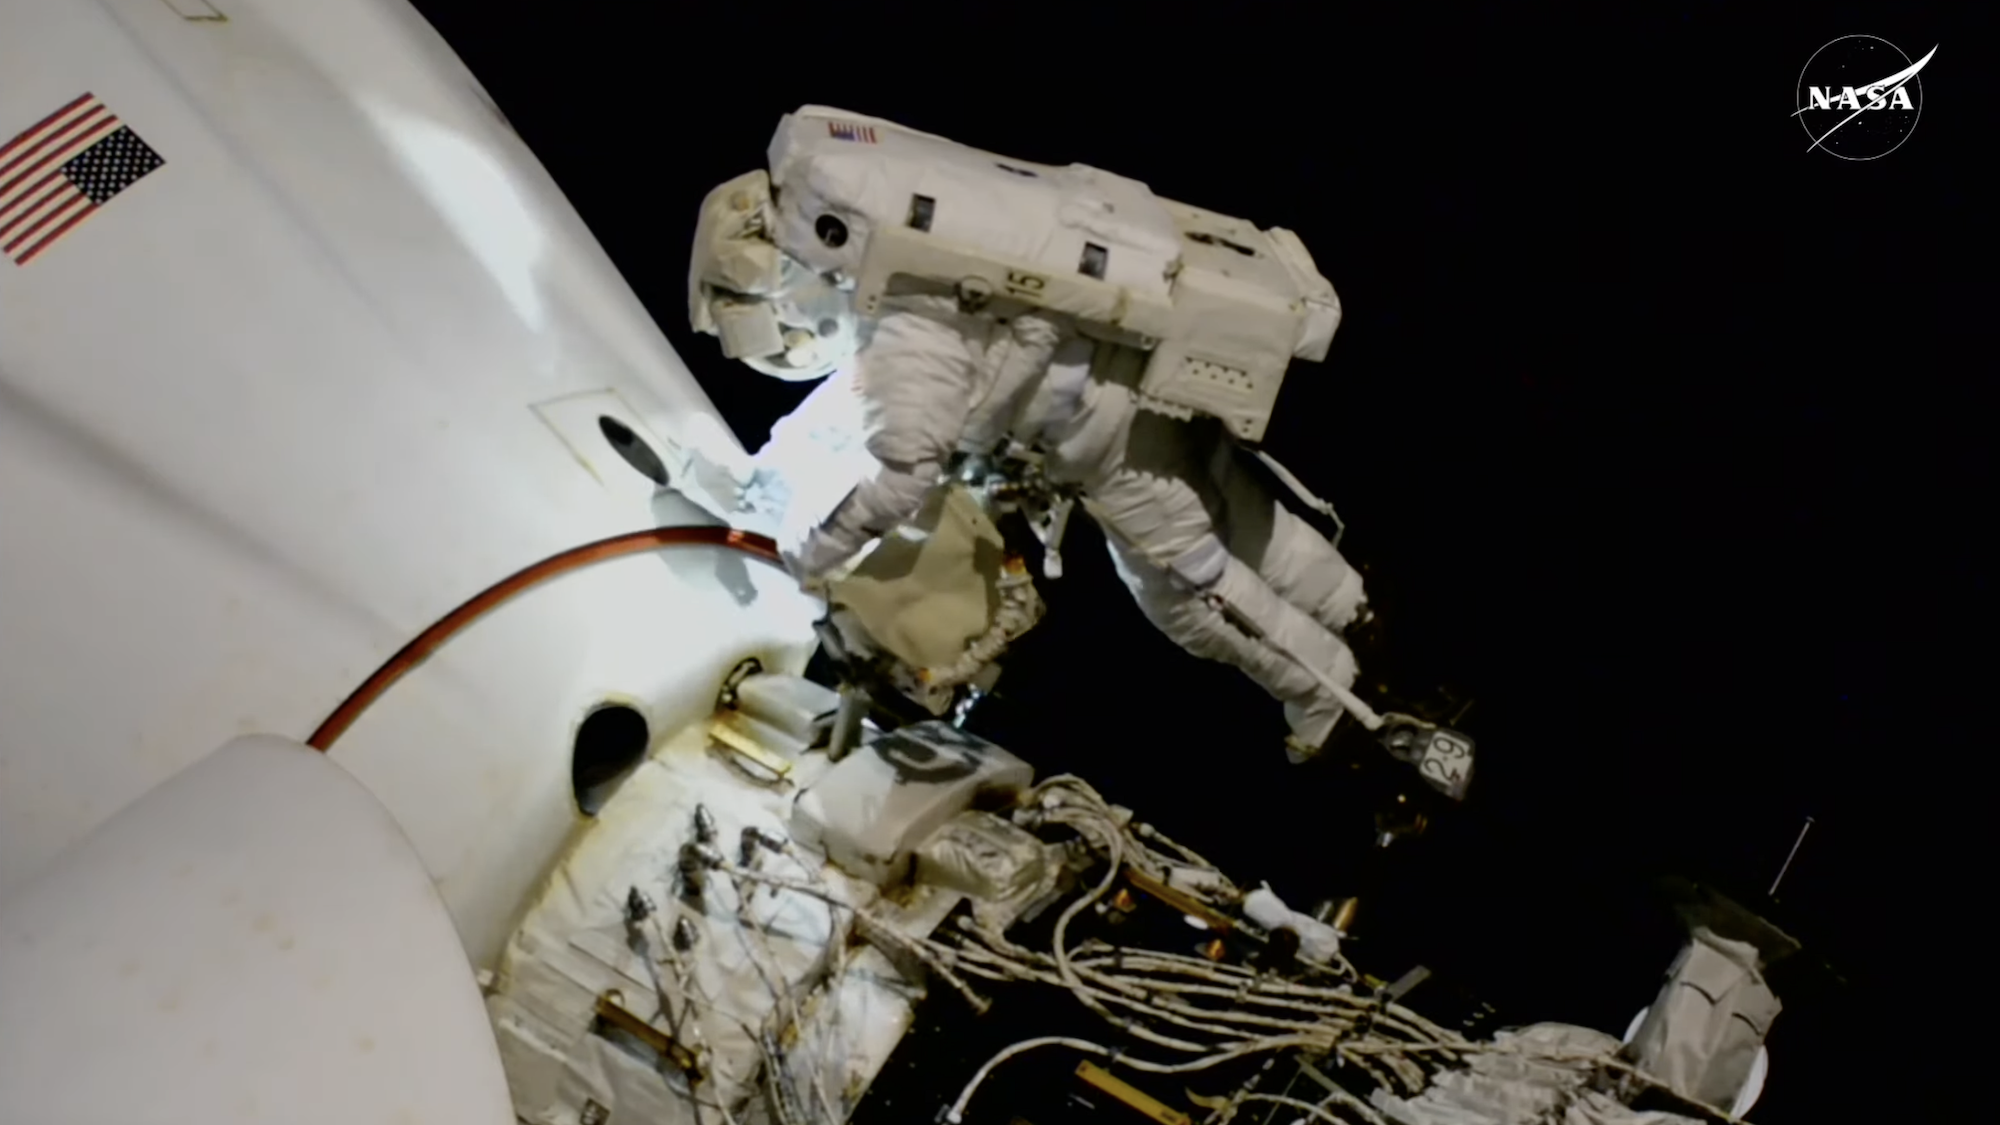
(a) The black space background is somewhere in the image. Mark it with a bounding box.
[412,3,1990,1120]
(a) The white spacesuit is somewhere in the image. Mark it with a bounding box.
[690,109,1371,761]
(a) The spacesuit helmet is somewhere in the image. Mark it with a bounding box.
[690,169,860,382]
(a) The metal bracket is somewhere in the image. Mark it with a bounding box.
[593,990,701,1079]
[706,715,794,782]
[1121,866,1235,932]
[1382,964,1432,1003]
[1075,1062,1191,1125]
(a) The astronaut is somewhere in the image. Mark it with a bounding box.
[688,110,1372,763]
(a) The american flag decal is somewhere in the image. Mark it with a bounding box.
[826,120,878,144]
[1,94,165,266]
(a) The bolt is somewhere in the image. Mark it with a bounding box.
[692,805,718,844]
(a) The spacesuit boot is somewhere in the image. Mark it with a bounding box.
[1282,709,1336,764]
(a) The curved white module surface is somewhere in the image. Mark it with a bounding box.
[0,0,818,967]
[0,735,514,1124]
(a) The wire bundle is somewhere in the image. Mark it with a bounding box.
[687,776,1759,1125]
[915,778,1758,1125]
[923,776,1456,1122]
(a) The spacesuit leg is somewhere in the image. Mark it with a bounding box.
[1102,537,1358,753]
[1083,412,1359,755]
[1205,440,1368,634]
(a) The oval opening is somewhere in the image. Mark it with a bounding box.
[598,416,670,487]
[571,703,651,816]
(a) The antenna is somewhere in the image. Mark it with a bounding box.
[1767,816,1814,899]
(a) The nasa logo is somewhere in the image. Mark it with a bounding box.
[1793,35,1937,160]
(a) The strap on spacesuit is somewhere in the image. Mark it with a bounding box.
[1077,497,1385,730]
[1249,449,1347,551]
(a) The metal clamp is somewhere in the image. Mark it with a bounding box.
[593,989,701,1079]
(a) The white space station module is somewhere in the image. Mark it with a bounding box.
[0,4,1777,1123]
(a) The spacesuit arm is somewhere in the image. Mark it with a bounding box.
[785,300,981,582]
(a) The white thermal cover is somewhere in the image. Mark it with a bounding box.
[0,735,513,1125]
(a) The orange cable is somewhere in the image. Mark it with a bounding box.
[307,526,782,751]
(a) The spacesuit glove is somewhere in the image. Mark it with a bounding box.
[736,467,790,525]
[781,526,859,599]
